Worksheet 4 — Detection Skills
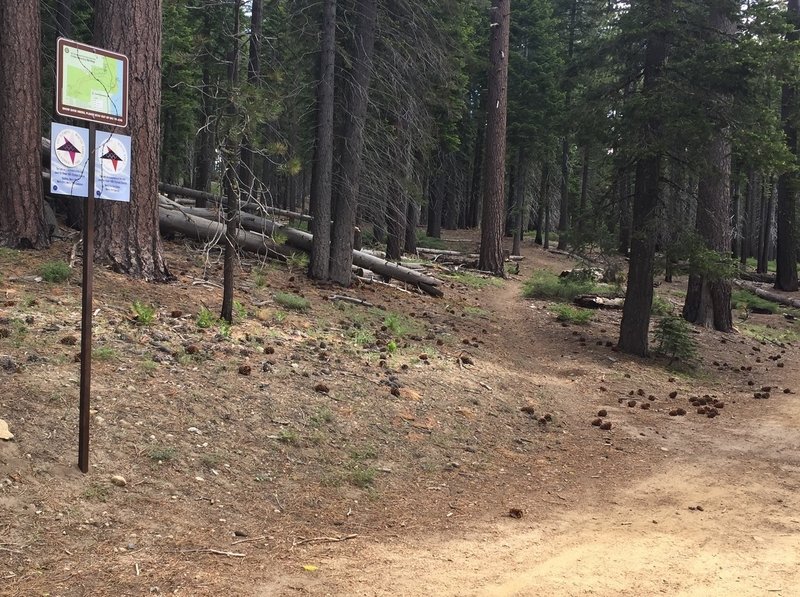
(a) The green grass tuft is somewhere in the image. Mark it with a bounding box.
[732,290,778,314]
[39,261,71,283]
[552,304,594,324]
[274,292,310,311]
[523,271,595,302]
[132,300,156,325]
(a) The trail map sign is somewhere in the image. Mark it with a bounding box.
[56,38,128,127]
[54,38,130,473]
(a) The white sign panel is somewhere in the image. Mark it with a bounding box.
[50,123,90,197]
[94,133,131,202]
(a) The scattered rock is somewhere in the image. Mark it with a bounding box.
[171,310,183,318]
[591,418,602,427]
[520,405,536,415]
[669,391,678,399]
[110,475,127,487]
[314,383,330,394]
[238,365,252,376]
[419,354,429,361]
[508,508,524,519]
[60,335,78,346]
[597,409,608,417]
[0,419,13,440]
[637,389,645,396]
[599,421,612,431]
[627,400,637,407]
[641,402,651,410]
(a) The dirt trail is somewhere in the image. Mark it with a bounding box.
[260,263,800,597]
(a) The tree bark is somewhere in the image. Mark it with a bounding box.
[682,3,735,332]
[427,166,444,238]
[329,0,378,286]
[404,200,419,253]
[220,0,242,323]
[577,144,590,234]
[93,0,170,279]
[0,2,48,249]
[557,0,578,251]
[511,150,527,256]
[758,178,774,274]
[618,0,671,357]
[776,0,800,291]
[535,161,549,245]
[478,0,511,275]
[309,0,337,280]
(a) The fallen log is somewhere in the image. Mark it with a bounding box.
[573,295,624,310]
[738,271,776,283]
[734,281,800,309]
[158,202,292,260]
[180,206,443,297]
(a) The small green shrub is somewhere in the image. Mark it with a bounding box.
[311,406,334,426]
[93,347,116,361]
[277,429,299,444]
[442,271,503,289]
[349,445,377,461]
[233,300,247,321]
[386,339,398,353]
[148,446,177,462]
[653,315,698,364]
[552,304,594,324]
[196,307,216,329]
[253,269,268,289]
[523,271,595,302]
[131,300,156,325]
[287,252,309,270]
[274,292,310,311]
[39,261,71,283]
[350,467,376,488]
[273,310,287,323]
[731,290,778,314]
[416,231,447,250]
[651,296,674,316]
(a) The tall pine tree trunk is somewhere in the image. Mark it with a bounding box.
[557,0,578,251]
[93,0,169,279]
[329,0,378,286]
[776,0,800,291]
[221,0,242,322]
[0,2,48,249]
[478,0,510,275]
[618,0,671,357]
[682,3,734,332]
[404,200,418,253]
[309,0,337,280]
[535,161,549,245]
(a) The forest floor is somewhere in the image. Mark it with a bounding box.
[1,230,799,597]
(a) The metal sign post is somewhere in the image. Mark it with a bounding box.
[55,37,128,473]
[78,123,96,474]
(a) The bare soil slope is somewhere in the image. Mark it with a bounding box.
[1,233,798,596]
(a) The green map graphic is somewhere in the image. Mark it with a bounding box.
[61,46,124,118]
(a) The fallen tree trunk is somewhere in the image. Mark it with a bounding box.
[573,295,625,310]
[734,281,800,309]
[738,271,776,284]
[181,206,443,297]
[158,202,292,260]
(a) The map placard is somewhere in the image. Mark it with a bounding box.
[50,123,90,197]
[94,133,131,202]
[56,38,128,127]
